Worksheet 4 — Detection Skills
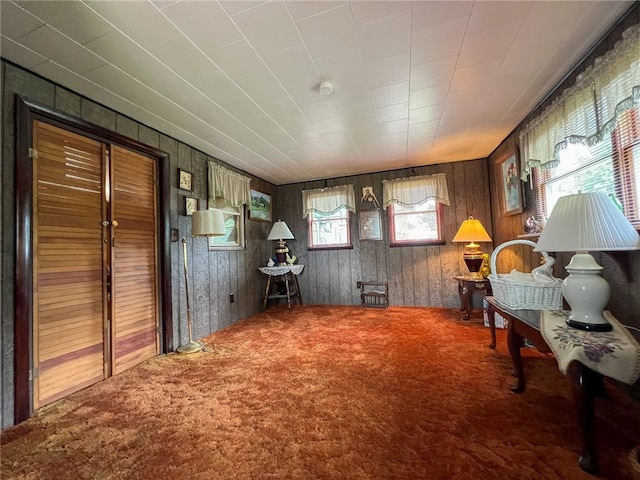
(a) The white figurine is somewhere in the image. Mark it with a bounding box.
[267,258,275,267]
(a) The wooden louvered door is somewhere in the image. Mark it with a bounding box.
[32,122,160,409]
[32,121,107,409]
[110,146,159,374]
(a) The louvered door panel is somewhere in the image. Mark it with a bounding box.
[33,121,106,409]
[111,146,159,374]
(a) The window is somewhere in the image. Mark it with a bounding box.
[387,199,444,246]
[382,173,449,246]
[302,185,355,250]
[533,107,639,227]
[308,208,351,248]
[207,201,245,250]
[520,23,639,228]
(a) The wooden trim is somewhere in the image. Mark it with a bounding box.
[13,95,173,423]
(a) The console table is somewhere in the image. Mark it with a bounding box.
[485,296,640,474]
[454,275,492,320]
[259,265,304,311]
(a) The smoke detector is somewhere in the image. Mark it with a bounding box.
[319,80,334,96]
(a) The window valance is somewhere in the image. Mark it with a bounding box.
[302,184,356,218]
[208,162,251,207]
[382,173,450,208]
[519,24,640,180]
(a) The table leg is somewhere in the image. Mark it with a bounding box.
[284,274,292,312]
[567,361,599,474]
[458,281,464,312]
[262,276,271,310]
[486,303,497,349]
[293,274,303,305]
[507,320,526,393]
[461,283,471,320]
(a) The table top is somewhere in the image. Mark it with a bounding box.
[259,264,305,276]
[454,274,490,282]
[485,296,551,331]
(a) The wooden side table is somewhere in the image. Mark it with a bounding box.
[259,265,304,312]
[454,275,492,320]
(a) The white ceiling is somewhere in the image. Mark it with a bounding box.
[0,1,633,185]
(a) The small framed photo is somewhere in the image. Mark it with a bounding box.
[359,210,383,241]
[495,147,524,217]
[185,197,198,216]
[178,169,192,192]
[249,189,272,222]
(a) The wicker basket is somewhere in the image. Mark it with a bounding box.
[488,239,563,310]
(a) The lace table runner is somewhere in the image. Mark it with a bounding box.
[541,310,640,385]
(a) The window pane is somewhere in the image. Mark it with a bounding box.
[309,207,351,248]
[394,211,439,241]
[394,198,436,213]
[208,204,245,250]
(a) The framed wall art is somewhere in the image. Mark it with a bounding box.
[185,197,198,216]
[495,147,524,217]
[178,168,192,192]
[359,210,383,241]
[249,189,272,222]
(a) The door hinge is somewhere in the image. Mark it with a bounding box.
[29,147,39,159]
[29,367,39,380]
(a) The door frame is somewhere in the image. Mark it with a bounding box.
[14,95,173,423]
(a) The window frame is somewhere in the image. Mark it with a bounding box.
[307,207,353,251]
[387,201,445,247]
[207,201,246,251]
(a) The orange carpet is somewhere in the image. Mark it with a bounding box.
[2,305,639,479]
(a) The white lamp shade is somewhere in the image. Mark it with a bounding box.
[452,217,492,243]
[192,209,226,237]
[267,220,294,241]
[535,192,640,253]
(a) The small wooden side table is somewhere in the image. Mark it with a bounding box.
[259,265,304,312]
[454,275,492,320]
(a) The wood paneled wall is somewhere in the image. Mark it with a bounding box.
[274,159,492,308]
[0,61,275,428]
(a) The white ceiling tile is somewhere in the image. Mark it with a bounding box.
[207,40,271,81]
[356,10,411,63]
[409,84,449,109]
[235,74,289,106]
[411,1,473,30]
[1,2,44,39]
[233,1,302,56]
[370,82,409,109]
[149,35,214,78]
[299,101,340,123]
[296,4,357,58]
[17,25,106,74]
[311,117,346,135]
[190,68,244,103]
[444,87,486,110]
[329,80,372,108]
[219,1,267,16]
[374,103,408,124]
[320,130,350,145]
[409,120,438,136]
[457,23,521,68]
[381,132,407,146]
[449,60,500,93]
[350,1,411,25]
[409,104,444,124]
[411,16,467,66]
[314,50,367,87]
[263,44,319,86]
[365,53,410,88]
[161,1,243,53]
[378,119,408,136]
[410,56,456,91]
[285,1,346,21]
[31,61,102,98]
[465,1,532,35]
[338,103,376,123]
[84,0,181,49]
[14,0,113,45]
[0,35,47,69]
[89,89,140,117]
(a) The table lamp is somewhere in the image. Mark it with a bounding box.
[267,220,294,266]
[452,217,492,278]
[535,192,640,332]
[178,209,225,354]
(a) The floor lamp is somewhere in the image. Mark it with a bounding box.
[177,209,226,354]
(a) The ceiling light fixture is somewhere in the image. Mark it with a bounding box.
[319,80,334,96]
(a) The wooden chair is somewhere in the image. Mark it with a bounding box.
[357,281,389,308]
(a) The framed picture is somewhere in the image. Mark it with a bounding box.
[495,147,524,216]
[178,169,192,192]
[185,197,198,216]
[359,210,382,241]
[249,189,272,222]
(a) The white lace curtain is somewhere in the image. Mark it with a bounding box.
[302,184,356,218]
[382,173,450,208]
[519,24,640,180]
[208,162,251,207]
